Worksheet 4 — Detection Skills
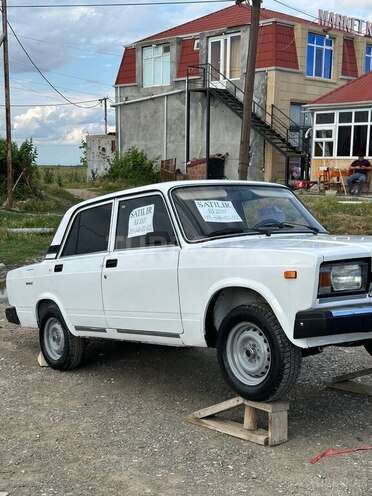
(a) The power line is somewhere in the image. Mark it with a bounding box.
[9,32,122,58]
[0,99,102,107]
[0,57,114,87]
[8,1,231,7]
[272,0,318,22]
[8,78,106,99]
[7,20,102,108]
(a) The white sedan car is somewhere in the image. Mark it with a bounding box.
[6,180,372,401]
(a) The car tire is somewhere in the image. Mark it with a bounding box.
[364,341,372,357]
[217,303,302,402]
[39,305,85,370]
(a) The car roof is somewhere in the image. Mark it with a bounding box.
[72,179,285,207]
[51,180,287,246]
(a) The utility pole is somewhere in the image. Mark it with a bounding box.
[1,0,13,206]
[100,97,108,134]
[238,0,261,180]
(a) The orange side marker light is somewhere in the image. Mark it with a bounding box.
[284,271,297,279]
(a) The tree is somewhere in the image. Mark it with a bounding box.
[0,138,39,199]
[79,138,87,168]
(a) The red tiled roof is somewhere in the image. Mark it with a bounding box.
[341,38,358,78]
[311,71,372,106]
[115,3,323,85]
[115,47,136,85]
[139,4,313,43]
[257,24,298,70]
[177,38,199,78]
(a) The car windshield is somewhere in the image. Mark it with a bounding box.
[171,184,327,242]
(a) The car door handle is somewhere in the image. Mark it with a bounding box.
[105,259,118,268]
[54,264,63,273]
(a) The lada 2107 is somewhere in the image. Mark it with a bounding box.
[6,181,372,401]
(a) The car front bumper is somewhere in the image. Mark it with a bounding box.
[5,306,20,326]
[294,304,372,339]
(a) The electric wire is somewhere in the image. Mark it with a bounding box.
[0,100,102,107]
[8,1,232,8]
[9,33,122,58]
[272,0,319,23]
[9,77,106,98]
[0,57,114,87]
[7,20,103,108]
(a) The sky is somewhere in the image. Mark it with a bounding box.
[1,0,372,166]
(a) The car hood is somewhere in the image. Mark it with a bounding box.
[202,233,372,261]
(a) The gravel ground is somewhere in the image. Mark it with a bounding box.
[0,302,371,496]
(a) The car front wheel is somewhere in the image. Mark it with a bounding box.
[39,305,85,370]
[217,303,302,402]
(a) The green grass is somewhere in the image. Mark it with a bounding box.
[0,166,89,270]
[0,184,80,269]
[0,211,61,229]
[0,230,54,268]
[301,196,372,235]
[39,165,87,188]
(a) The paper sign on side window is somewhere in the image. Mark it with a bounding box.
[128,204,155,238]
[195,200,243,223]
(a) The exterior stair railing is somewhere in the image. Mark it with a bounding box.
[187,63,310,158]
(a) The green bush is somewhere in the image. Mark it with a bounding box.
[0,138,39,199]
[105,147,160,187]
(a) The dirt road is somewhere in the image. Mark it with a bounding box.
[0,302,371,496]
[65,189,100,200]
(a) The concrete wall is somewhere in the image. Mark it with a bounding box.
[115,23,266,181]
[116,86,265,180]
[86,134,116,179]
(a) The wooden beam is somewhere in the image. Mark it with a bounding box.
[188,397,289,446]
[325,367,372,396]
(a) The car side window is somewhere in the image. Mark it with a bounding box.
[61,203,112,257]
[115,194,176,250]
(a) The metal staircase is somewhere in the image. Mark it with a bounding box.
[186,64,310,160]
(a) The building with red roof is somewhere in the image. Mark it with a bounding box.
[113,3,372,182]
[306,71,372,184]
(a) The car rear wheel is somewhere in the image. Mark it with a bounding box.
[39,305,85,370]
[217,303,302,401]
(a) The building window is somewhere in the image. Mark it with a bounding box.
[315,112,334,125]
[314,129,334,157]
[314,110,372,158]
[365,45,372,73]
[143,45,170,87]
[306,33,333,79]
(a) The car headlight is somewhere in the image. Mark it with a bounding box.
[318,261,369,296]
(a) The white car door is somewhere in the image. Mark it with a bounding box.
[102,193,183,337]
[51,201,112,332]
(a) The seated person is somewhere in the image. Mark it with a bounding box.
[347,155,372,195]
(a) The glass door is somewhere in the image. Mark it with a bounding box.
[209,37,224,86]
[208,34,241,88]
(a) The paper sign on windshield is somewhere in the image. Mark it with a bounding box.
[195,200,243,223]
[128,204,155,238]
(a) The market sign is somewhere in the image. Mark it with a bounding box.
[318,10,372,37]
